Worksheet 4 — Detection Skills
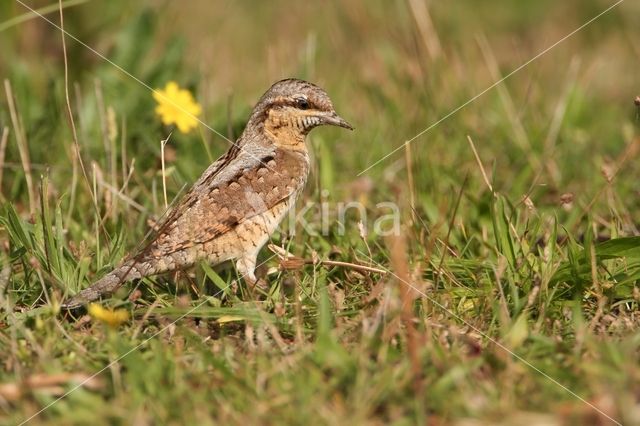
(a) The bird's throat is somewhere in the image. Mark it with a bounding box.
[263,109,308,151]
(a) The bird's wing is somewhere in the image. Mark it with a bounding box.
[134,146,308,260]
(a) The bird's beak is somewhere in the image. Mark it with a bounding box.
[323,111,354,130]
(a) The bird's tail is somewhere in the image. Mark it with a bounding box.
[61,260,143,309]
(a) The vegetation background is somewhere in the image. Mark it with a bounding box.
[1,0,640,424]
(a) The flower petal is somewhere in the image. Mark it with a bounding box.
[153,81,202,134]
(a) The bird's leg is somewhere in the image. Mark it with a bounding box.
[235,254,268,293]
[235,254,257,285]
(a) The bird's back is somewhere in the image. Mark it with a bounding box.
[137,143,309,271]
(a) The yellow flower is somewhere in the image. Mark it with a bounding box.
[153,81,202,134]
[88,303,129,328]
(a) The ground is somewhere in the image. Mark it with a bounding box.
[1,0,640,424]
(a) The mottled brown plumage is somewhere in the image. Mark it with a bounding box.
[62,78,352,309]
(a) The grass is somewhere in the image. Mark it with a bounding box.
[2,0,640,424]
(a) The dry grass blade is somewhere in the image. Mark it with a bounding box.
[404,141,417,223]
[387,233,422,393]
[4,80,35,214]
[466,135,493,193]
[407,0,442,61]
[160,133,173,210]
[58,0,105,238]
[268,244,387,275]
[0,126,9,200]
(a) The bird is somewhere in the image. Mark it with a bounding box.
[62,78,353,309]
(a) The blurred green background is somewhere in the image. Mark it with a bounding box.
[2,0,638,208]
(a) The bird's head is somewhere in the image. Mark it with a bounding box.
[248,78,353,145]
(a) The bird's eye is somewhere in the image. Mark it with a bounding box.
[295,97,310,110]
